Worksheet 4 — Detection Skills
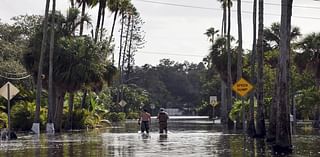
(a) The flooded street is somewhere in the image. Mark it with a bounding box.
[1,118,320,156]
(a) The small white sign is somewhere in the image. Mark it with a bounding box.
[119,100,127,107]
[0,82,19,100]
[210,96,217,105]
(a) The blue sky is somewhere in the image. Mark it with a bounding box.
[1,0,320,66]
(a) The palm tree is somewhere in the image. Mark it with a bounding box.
[247,0,257,137]
[75,0,94,35]
[47,0,56,133]
[92,0,107,42]
[32,0,51,134]
[204,27,219,45]
[236,0,244,130]
[226,0,233,129]
[296,32,320,128]
[107,0,121,64]
[273,0,293,153]
[256,0,266,138]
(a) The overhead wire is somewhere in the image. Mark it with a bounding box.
[135,0,320,20]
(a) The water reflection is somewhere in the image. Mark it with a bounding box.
[0,119,319,156]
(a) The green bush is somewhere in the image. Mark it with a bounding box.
[0,112,8,129]
[126,112,139,119]
[11,102,47,131]
[107,112,126,122]
[66,109,89,129]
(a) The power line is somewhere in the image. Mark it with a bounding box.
[137,50,206,58]
[0,74,31,80]
[242,0,320,10]
[135,0,320,20]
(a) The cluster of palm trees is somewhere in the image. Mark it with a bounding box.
[206,0,294,154]
[30,0,142,133]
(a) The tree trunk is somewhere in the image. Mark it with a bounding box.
[221,80,227,124]
[99,6,106,42]
[267,69,278,142]
[109,9,119,65]
[235,0,243,130]
[68,92,74,130]
[226,0,233,129]
[54,87,66,132]
[247,0,257,137]
[126,15,135,80]
[117,14,125,104]
[70,0,75,8]
[34,0,50,125]
[313,78,320,128]
[121,15,132,82]
[94,3,103,42]
[79,3,86,36]
[48,0,56,125]
[256,0,266,138]
[273,0,293,154]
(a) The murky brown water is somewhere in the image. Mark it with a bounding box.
[0,118,320,157]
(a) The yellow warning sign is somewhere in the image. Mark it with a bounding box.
[232,78,253,97]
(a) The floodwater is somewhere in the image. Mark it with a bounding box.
[0,117,320,157]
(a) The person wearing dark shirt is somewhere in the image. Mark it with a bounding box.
[157,108,169,134]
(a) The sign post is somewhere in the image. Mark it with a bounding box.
[232,78,253,133]
[0,82,20,140]
[210,96,218,119]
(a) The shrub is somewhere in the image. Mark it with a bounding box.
[107,112,126,122]
[11,102,47,131]
[126,112,139,119]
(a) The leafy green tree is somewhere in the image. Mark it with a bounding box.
[295,32,320,128]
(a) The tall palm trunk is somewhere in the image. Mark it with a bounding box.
[267,69,278,142]
[54,88,66,132]
[70,0,75,8]
[95,2,104,42]
[100,6,106,41]
[226,0,233,129]
[235,0,244,130]
[121,15,132,85]
[126,15,134,80]
[247,0,257,137]
[79,2,86,36]
[314,79,320,128]
[117,14,125,104]
[256,0,266,138]
[68,93,74,130]
[32,0,51,133]
[273,0,293,153]
[48,0,56,127]
[109,9,119,64]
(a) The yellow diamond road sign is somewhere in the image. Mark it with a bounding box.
[232,78,253,97]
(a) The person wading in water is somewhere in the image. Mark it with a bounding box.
[157,108,169,134]
[138,108,151,134]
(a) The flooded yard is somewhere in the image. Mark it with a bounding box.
[0,118,320,156]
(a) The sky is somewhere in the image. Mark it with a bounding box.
[1,0,320,66]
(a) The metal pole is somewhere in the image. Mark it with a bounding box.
[7,83,11,140]
[242,97,246,134]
